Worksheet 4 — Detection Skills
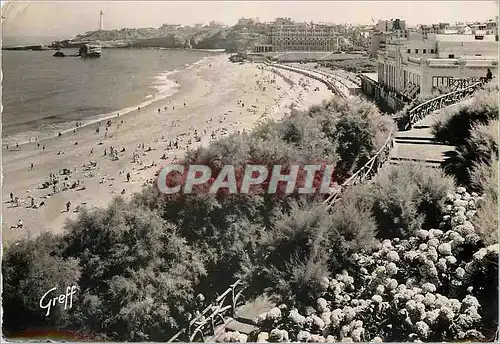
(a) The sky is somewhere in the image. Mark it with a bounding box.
[2,1,498,40]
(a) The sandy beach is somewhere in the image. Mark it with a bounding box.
[2,54,334,246]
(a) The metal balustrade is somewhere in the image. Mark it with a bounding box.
[404,79,487,131]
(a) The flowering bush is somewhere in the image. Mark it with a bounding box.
[246,187,498,342]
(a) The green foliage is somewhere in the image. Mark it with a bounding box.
[2,233,81,333]
[244,202,332,308]
[443,120,499,187]
[320,59,376,73]
[471,159,499,245]
[61,198,206,341]
[433,86,499,146]
[369,163,455,239]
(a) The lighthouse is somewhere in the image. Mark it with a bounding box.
[99,10,104,31]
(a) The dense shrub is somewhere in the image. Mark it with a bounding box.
[470,159,499,245]
[369,164,455,239]
[443,120,499,187]
[2,233,81,333]
[433,84,498,146]
[61,198,206,341]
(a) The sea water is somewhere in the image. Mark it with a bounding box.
[2,48,217,144]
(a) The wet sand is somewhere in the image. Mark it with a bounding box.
[2,54,334,246]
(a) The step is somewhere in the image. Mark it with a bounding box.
[389,158,442,168]
[391,143,455,163]
[394,138,446,145]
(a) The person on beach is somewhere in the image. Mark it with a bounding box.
[66,201,71,212]
[37,143,40,148]
[30,163,34,171]
[104,148,107,156]
[158,108,161,113]
[12,219,23,229]
[126,172,131,182]
[164,106,167,111]
[10,192,14,203]
[58,132,62,137]
[43,144,45,151]
[16,143,19,149]
[30,196,35,208]
[90,148,94,156]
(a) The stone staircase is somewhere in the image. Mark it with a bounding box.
[390,99,473,168]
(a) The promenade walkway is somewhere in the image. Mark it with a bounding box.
[390,98,473,167]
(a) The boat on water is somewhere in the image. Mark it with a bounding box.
[79,43,102,58]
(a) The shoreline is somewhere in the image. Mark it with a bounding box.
[2,55,335,246]
[2,55,218,147]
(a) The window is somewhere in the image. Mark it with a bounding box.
[448,54,455,58]
[430,49,434,53]
[423,49,426,54]
[415,49,419,53]
[407,49,411,53]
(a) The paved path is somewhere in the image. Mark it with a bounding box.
[390,98,473,167]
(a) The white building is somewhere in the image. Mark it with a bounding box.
[377,32,498,97]
[268,19,339,52]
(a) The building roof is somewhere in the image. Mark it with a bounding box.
[436,34,497,42]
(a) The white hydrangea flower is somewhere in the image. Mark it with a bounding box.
[317,298,329,313]
[297,330,311,342]
[462,295,480,309]
[404,250,419,261]
[386,262,398,275]
[321,311,332,327]
[438,243,452,256]
[446,255,457,265]
[351,327,364,342]
[429,229,444,237]
[266,307,282,320]
[320,276,330,291]
[455,267,466,280]
[385,278,398,290]
[372,295,383,303]
[423,293,436,308]
[257,332,269,343]
[464,307,482,323]
[269,329,287,342]
[426,247,439,262]
[289,309,306,325]
[413,294,425,303]
[447,298,461,313]
[442,215,451,221]
[371,337,383,343]
[416,230,430,240]
[406,299,417,312]
[467,200,476,210]
[465,233,481,245]
[415,321,430,338]
[352,320,363,329]
[344,306,356,322]
[386,250,400,262]
[310,334,325,343]
[424,309,440,325]
[375,284,385,295]
[326,335,337,343]
[455,206,466,215]
[311,314,325,330]
[439,306,455,322]
[456,187,466,194]
[421,283,437,293]
[341,337,353,343]
[451,214,466,226]
[418,243,428,251]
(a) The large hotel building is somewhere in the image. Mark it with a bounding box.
[260,17,339,52]
[371,19,498,99]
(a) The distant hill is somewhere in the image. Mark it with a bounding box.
[49,25,269,52]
